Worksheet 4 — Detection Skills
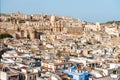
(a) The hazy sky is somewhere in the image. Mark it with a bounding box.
[1,0,120,22]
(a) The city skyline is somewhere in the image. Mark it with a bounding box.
[1,0,120,22]
[0,1,120,80]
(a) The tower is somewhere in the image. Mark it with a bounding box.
[96,22,101,31]
[50,15,56,26]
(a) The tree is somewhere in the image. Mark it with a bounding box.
[17,27,20,32]
[86,41,92,45]
[27,34,30,39]
[106,21,120,25]
[0,33,13,39]
[56,50,62,60]
[0,48,12,62]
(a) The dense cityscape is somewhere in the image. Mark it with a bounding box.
[0,12,120,80]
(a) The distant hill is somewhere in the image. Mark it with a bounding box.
[0,13,10,16]
[106,21,120,25]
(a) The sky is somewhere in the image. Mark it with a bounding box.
[0,0,120,22]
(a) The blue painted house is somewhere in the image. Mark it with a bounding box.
[61,66,92,80]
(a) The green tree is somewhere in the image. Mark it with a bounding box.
[106,21,120,25]
[0,33,13,39]
[27,34,30,39]
[17,27,20,32]
[56,50,62,60]
[86,41,92,45]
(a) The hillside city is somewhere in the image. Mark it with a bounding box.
[0,12,120,80]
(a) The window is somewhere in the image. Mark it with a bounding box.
[34,75,36,79]
[30,76,32,80]
[113,70,117,74]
